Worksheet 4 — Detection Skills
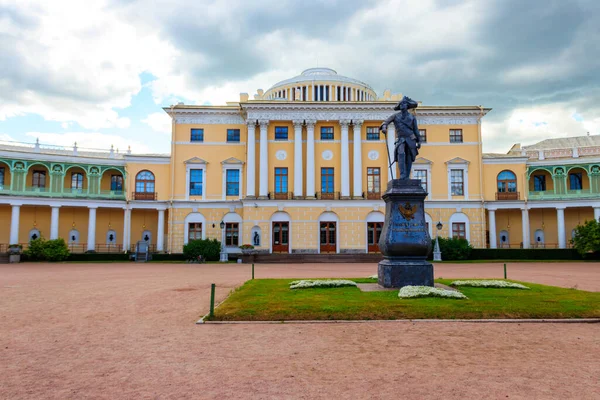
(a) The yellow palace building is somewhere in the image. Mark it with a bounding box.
[1,68,599,256]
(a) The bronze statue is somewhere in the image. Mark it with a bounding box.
[380,96,421,179]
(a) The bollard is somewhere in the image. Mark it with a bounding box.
[252,263,255,280]
[504,263,507,279]
[209,283,215,318]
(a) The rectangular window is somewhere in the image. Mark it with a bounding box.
[419,129,427,143]
[366,127,380,141]
[452,223,466,239]
[321,168,334,193]
[188,223,202,240]
[227,129,240,143]
[111,175,123,191]
[226,169,240,196]
[534,175,546,191]
[450,169,464,196]
[367,167,380,194]
[413,169,427,192]
[32,170,46,188]
[191,128,204,142]
[275,168,288,194]
[569,172,583,190]
[450,129,463,143]
[320,126,334,140]
[225,223,239,246]
[0,167,4,187]
[274,126,288,140]
[189,169,203,196]
[71,172,83,190]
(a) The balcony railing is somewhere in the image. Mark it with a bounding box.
[0,187,126,200]
[528,189,597,200]
[496,191,520,200]
[269,192,293,200]
[316,191,340,200]
[132,191,157,201]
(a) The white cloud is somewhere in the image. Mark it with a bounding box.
[1,0,177,129]
[24,132,152,154]
[141,112,172,135]
[482,103,599,153]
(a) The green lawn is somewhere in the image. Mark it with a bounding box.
[209,278,600,321]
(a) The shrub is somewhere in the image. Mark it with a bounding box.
[183,239,222,262]
[572,219,600,256]
[24,238,70,261]
[435,237,473,260]
[25,238,46,261]
[42,239,70,262]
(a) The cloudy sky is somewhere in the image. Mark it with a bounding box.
[1,0,598,154]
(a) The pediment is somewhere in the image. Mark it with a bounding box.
[414,157,433,165]
[221,157,245,165]
[184,157,208,164]
[445,157,470,165]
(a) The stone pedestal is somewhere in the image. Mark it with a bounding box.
[378,179,434,288]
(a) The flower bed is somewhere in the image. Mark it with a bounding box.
[450,280,530,289]
[398,285,468,299]
[289,279,358,290]
[368,274,378,279]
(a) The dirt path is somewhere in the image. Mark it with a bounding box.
[1,262,598,399]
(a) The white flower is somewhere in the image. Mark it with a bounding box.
[289,279,358,289]
[368,275,378,279]
[450,280,530,289]
[398,285,468,299]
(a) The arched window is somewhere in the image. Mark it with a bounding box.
[71,172,83,190]
[32,170,46,188]
[135,171,155,200]
[497,170,517,200]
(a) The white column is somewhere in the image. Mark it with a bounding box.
[123,208,131,251]
[293,121,304,198]
[87,207,97,252]
[50,206,60,240]
[246,121,256,198]
[557,207,566,249]
[306,120,316,198]
[594,207,600,221]
[352,120,363,198]
[157,209,165,252]
[330,85,333,101]
[387,124,397,181]
[259,119,269,198]
[340,120,350,198]
[10,205,20,244]
[342,86,345,101]
[521,208,530,249]
[488,209,497,249]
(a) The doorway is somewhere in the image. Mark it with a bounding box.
[272,222,289,253]
[320,222,336,253]
[367,222,383,253]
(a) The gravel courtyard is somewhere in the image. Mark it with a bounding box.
[1,262,599,399]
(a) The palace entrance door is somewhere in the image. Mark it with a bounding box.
[367,222,383,253]
[272,222,289,253]
[320,222,336,253]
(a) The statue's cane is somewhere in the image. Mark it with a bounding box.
[382,128,395,179]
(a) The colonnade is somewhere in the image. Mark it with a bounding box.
[488,206,600,249]
[247,120,395,199]
[8,204,167,251]
[267,84,375,102]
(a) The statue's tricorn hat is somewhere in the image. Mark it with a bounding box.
[394,96,418,111]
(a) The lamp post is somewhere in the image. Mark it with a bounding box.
[433,221,443,261]
[219,220,228,262]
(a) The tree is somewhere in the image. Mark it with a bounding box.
[572,219,600,256]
